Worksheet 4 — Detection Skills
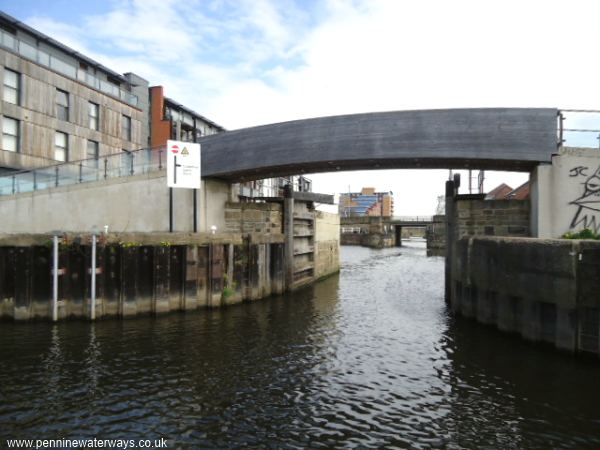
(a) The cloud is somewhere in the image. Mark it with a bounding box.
[19,0,600,214]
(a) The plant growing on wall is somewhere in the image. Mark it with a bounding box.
[562,228,600,240]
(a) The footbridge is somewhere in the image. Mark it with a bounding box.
[199,108,558,181]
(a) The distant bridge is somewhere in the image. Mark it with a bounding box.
[389,216,434,227]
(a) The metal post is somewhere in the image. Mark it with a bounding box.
[159,150,163,170]
[169,187,174,232]
[130,154,134,175]
[52,235,59,322]
[12,174,15,194]
[193,188,198,232]
[79,162,83,183]
[55,166,59,187]
[90,234,97,320]
[33,170,37,191]
[558,111,565,148]
[104,158,108,179]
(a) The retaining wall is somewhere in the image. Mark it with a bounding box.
[451,236,600,356]
[0,232,285,321]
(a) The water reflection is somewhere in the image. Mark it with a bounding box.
[0,242,599,448]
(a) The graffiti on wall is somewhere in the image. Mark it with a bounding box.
[569,164,600,232]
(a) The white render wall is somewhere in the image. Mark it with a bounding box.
[532,147,600,238]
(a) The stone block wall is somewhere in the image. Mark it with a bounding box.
[224,202,282,234]
[426,215,446,256]
[452,236,600,356]
[314,211,340,279]
[455,196,530,238]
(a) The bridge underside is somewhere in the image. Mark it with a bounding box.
[199,108,558,181]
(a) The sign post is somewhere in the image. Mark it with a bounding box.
[166,140,201,232]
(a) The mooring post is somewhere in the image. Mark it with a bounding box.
[91,233,97,320]
[52,235,59,322]
[283,185,295,291]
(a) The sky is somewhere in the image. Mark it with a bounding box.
[2,0,600,215]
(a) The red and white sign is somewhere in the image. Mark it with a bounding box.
[167,140,201,189]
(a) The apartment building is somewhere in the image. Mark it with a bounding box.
[0,11,147,174]
[339,187,394,217]
[0,10,309,199]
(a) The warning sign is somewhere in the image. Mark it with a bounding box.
[167,140,201,189]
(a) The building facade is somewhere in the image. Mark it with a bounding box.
[339,187,394,217]
[0,12,147,174]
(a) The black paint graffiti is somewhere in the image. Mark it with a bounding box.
[569,166,588,177]
[569,164,600,232]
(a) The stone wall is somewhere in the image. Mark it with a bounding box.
[455,195,530,238]
[451,236,600,356]
[314,211,340,279]
[224,202,282,234]
[426,215,446,256]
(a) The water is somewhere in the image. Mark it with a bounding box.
[1,241,599,449]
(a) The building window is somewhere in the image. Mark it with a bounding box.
[2,116,19,152]
[54,131,68,162]
[3,68,20,105]
[88,102,99,130]
[56,89,69,121]
[122,114,131,141]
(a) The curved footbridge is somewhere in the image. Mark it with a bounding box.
[200,108,558,181]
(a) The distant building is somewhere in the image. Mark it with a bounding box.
[339,187,394,217]
[485,181,530,200]
[485,183,513,200]
[506,181,530,200]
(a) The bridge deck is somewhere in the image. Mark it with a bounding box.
[199,108,558,181]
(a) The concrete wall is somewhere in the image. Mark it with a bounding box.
[0,171,231,233]
[314,211,340,279]
[0,49,144,170]
[451,236,600,356]
[533,147,600,238]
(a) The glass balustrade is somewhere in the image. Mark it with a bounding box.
[0,148,166,196]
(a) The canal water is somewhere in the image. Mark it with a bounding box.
[1,241,599,449]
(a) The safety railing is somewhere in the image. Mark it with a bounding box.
[558,109,600,149]
[0,147,166,196]
[391,216,433,222]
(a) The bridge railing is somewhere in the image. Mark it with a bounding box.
[558,109,600,149]
[392,216,433,222]
[0,147,166,196]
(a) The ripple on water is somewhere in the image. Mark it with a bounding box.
[1,242,600,448]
